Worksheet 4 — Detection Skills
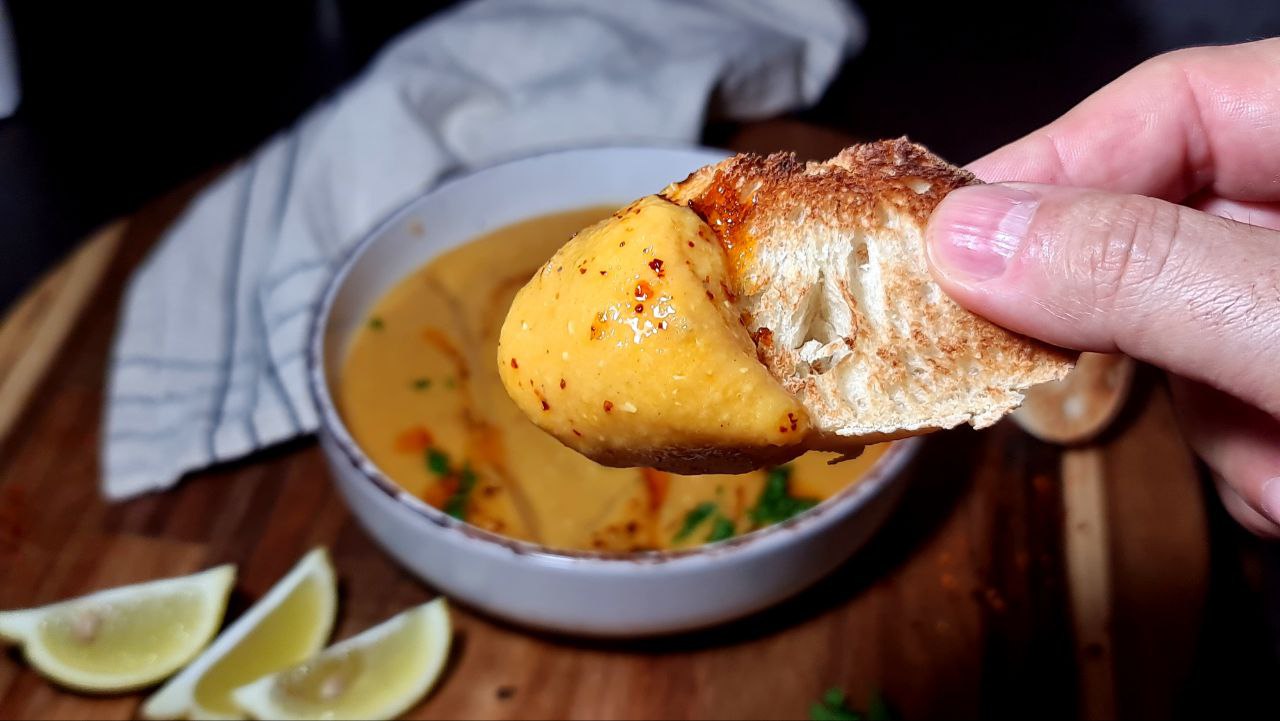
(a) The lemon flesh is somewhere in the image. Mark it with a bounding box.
[0,565,235,693]
[142,548,337,720]
[232,599,451,721]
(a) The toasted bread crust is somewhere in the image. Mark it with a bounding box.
[666,138,981,225]
[663,138,1074,446]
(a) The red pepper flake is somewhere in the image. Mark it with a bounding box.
[579,267,588,274]
[599,270,607,276]
[787,412,799,431]
[779,426,788,433]
[634,303,644,313]
[642,468,670,510]
[619,241,626,247]
[440,475,461,498]
[658,321,668,330]
[634,280,652,301]
[541,399,551,411]
[571,428,583,437]
[687,241,695,247]
[509,358,519,369]
[394,426,434,453]
[559,378,567,389]
[648,258,665,276]
[603,400,614,412]
[705,290,715,301]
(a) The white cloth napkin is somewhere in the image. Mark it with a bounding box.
[103,0,864,500]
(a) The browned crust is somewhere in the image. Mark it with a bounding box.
[665,138,979,212]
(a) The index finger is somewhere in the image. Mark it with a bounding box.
[968,38,1280,203]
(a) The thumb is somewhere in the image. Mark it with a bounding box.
[924,182,1280,417]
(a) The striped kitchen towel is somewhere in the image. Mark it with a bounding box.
[103,0,863,499]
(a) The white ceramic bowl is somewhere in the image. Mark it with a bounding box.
[309,146,921,637]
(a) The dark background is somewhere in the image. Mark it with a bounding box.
[0,0,1278,715]
[3,0,1280,309]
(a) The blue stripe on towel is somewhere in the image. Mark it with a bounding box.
[112,355,259,370]
[262,259,331,294]
[209,161,260,455]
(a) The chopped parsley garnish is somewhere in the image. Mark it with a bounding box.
[811,689,860,721]
[424,449,478,520]
[444,465,477,520]
[674,503,736,544]
[749,465,819,528]
[674,502,717,542]
[426,448,450,476]
[809,689,894,721]
[367,316,385,330]
[411,377,431,390]
[706,515,736,542]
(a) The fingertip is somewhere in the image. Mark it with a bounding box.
[925,184,1039,286]
[1216,474,1280,539]
[1260,477,1280,528]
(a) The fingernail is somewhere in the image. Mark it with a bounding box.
[927,184,1040,282]
[1261,477,1280,524]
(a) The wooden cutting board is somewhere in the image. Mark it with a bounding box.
[0,121,1216,719]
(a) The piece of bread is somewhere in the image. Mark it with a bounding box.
[498,139,1074,474]
[660,138,1075,449]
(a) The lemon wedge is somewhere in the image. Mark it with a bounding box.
[0,565,235,693]
[231,599,451,721]
[142,548,337,720]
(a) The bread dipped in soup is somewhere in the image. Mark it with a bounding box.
[498,139,1074,474]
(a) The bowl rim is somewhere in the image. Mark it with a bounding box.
[306,143,922,568]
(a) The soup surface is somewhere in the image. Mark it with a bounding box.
[339,207,886,552]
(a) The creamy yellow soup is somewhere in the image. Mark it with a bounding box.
[339,207,886,552]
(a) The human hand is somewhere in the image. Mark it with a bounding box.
[923,39,1280,535]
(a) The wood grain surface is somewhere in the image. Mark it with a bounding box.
[0,221,124,445]
[0,121,1257,720]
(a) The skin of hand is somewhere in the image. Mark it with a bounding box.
[923,38,1280,536]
